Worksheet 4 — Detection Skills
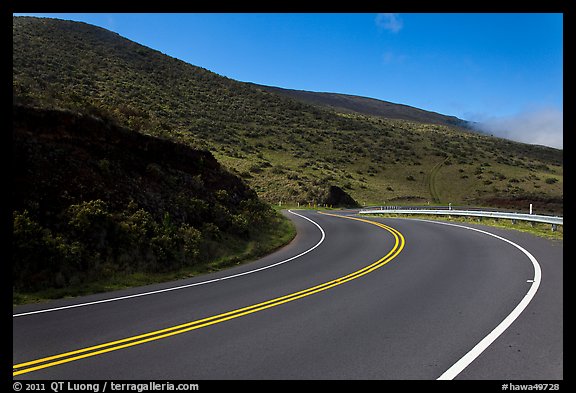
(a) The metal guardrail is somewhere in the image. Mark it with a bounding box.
[359,206,563,230]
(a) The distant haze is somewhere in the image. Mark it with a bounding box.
[469,108,563,149]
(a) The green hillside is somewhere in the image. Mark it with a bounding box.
[13,104,296,302]
[250,83,472,129]
[13,16,563,214]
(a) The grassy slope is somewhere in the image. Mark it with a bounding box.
[14,207,296,305]
[13,17,563,214]
[250,82,471,129]
[12,104,296,304]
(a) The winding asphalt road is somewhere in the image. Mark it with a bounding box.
[13,210,562,379]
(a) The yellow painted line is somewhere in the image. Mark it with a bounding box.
[13,212,405,376]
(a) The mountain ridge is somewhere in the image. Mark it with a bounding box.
[13,16,563,214]
[249,83,474,130]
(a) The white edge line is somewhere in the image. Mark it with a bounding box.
[13,210,325,318]
[398,218,542,380]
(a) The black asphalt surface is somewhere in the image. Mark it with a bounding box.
[12,210,562,379]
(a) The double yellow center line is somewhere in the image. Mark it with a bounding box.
[13,213,405,376]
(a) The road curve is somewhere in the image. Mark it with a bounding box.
[12,210,562,379]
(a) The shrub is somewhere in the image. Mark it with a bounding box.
[13,210,53,291]
[66,199,114,252]
[179,223,202,262]
[13,210,86,291]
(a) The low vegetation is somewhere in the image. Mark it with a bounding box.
[12,17,563,302]
[13,17,563,214]
[12,106,295,303]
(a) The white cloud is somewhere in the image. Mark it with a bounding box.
[375,13,403,33]
[470,107,563,149]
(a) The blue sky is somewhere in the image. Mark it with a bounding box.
[15,13,563,148]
